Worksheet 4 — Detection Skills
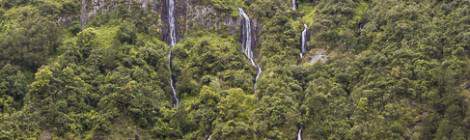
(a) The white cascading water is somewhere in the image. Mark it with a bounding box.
[239,8,255,66]
[168,0,177,46]
[167,0,179,106]
[292,0,297,10]
[297,127,303,140]
[255,66,262,82]
[300,24,308,58]
[141,0,148,10]
[239,8,262,89]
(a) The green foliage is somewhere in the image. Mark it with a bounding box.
[179,81,256,139]
[0,0,469,139]
[201,0,243,12]
[173,34,254,94]
[0,64,31,113]
[0,5,61,70]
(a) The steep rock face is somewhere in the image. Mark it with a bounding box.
[161,0,185,44]
[239,11,259,51]
[78,0,251,40]
[183,0,239,35]
[79,0,159,27]
[164,0,260,49]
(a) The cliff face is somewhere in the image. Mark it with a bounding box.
[80,0,155,26]
[184,1,260,50]
[79,0,244,38]
[160,0,249,45]
[183,0,240,35]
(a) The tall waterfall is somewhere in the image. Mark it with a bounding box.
[239,8,255,66]
[297,127,303,140]
[239,8,262,90]
[80,0,88,28]
[167,0,179,106]
[292,0,297,10]
[168,0,177,47]
[300,24,308,58]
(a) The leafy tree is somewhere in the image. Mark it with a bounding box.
[0,5,60,70]
[0,64,30,113]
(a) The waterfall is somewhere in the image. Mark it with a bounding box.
[297,127,303,140]
[239,8,255,66]
[168,0,177,46]
[167,0,179,106]
[255,66,262,82]
[292,0,297,11]
[80,0,88,28]
[239,8,262,90]
[300,24,308,58]
[141,0,148,10]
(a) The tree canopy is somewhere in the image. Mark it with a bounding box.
[0,0,469,139]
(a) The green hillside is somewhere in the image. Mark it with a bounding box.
[0,0,469,139]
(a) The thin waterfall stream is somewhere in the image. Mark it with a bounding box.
[239,8,262,91]
[297,24,309,140]
[300,24,308,58]
[292,0,297,10]
[167,0,179,106]
[297,127,303,140]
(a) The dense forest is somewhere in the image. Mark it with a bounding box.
[0,0,469,139]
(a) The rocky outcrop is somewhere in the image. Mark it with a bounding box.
[161,0,261,45]
[309,49,328,64]
[77,0,261,47]
[78,0,252,37]
[183,1,240,35]
[80,0,158,27]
